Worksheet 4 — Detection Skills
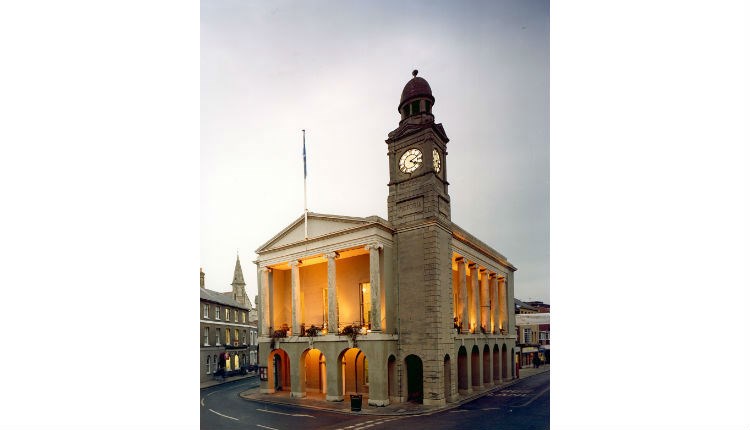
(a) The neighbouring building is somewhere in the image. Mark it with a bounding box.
[254,71,518,407]
[514,299,550,367]
[200,257,259,383]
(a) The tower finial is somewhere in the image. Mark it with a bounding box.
[412,69,418,77]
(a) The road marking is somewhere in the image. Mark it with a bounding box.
[513,387,550,407]
[257,425,279,430]
[208,409,238,421]
[482,407,500,410]
[449,410,469,413]
[256,408,315,418]
[200,398,205,407]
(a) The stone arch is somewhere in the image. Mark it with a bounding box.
[443,354,451,400]
[234,353,240,370]
[387,354,397,400]
[483,344,491,384]
[404,354,423,403]
[338,348,368,395]
[502,344,508,380]
[300,348,327,397]
[457,346,469,392]
[493,344,500,382]
[269,348,291,392]
[471,345,480,388]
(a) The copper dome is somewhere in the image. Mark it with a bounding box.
[399,75,434,108]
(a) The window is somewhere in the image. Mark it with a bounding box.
[225,328,230,345]
[523,328,532,344]
[242,330,247,345]
[225,309,230,321]
[234,310,238,322]
[204,327,209,346]
[215,328,221,346]
[215,306,220,320]
[213,355,217,372]
[234,329,239,344]
[242,312,246,323]
[411,100,420,114]
[203,304,208,318]
[206,356,211,374]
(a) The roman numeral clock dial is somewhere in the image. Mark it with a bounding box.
[399,148,422,174]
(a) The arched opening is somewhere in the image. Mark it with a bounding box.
[493,344,500,382]
[224,352,231,370]
[471,346,480,388]
[269,349,291,392]
[502,344,508,380]
[339,348,368,395]
[234,353,240,370]
[212,355,217,374]
[405,354,423,403]
[483,344,491,384]
[205,355,211,374]
[457,346,469,392]
[387,355,397,400]
[443,354,451,400]
[301,348,327,397]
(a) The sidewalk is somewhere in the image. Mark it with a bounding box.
[201,373,257,389]
[239,364,549,416]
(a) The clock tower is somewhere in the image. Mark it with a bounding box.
[386,70,454,405]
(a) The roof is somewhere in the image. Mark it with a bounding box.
[232,255,245,285]
[399,75,434,108]
[200,287,250,310]
[515,298,537,311]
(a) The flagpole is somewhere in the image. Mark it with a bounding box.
[303,129,308,240]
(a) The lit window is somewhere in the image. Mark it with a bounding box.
[234,329,239,343]
[204,327,209,346]
[203,304,208,318]
[215,328,221,346]
[225,328,230,345]
[225,309,229,321]
[242,312,246,323]
[234,310,238,322]
[215,307,220,320]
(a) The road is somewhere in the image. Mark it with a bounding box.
[200,372,549,430]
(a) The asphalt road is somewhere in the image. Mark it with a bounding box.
[200,372,549,430]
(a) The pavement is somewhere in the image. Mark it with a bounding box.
[201,372,257,389]
[229,364,549,416]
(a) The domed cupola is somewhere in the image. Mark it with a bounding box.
[398,70,435,123]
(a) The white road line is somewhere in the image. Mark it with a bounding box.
[515,387,550,407]
[201,398,205,407]
[256,408,315,418]
[482,407,500,410]
[449,410,469,413]
[208,409,239,421]
[257,425,279,430]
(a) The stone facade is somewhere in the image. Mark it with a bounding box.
[200,262,259,384]
[254,72,517,406]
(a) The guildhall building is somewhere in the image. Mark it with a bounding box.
[254,71,517,407]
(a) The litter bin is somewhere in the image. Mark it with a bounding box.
[350,394,363,412]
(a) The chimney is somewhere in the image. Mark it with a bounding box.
[200,267,205,288]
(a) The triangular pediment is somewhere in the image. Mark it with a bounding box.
[256,212,377,253]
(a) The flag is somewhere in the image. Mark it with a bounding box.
[303,135,307,179]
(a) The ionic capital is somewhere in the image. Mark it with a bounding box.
[289,260,301,268]
[324,252,340,260]
[364,242,383,251]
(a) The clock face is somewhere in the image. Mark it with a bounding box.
[399,148,423,173]
[433,149,441,173]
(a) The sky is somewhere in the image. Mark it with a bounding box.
[201,0,550,304]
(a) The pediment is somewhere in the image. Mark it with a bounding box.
[255,213,374,253]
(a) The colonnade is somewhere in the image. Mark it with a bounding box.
[454,256,510,335]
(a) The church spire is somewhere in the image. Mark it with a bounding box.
[232,254,245,285]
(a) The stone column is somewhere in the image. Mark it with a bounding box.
[457,257,468,334]
[469,263,479,333]
[325,252,339,333]
[260,267,271,336]
[499,276,508,334]
[506,272,515,337]
[365,243,383,332]
[325,353,344,401]
[480,269,489,332]
[490,273,499,334]
[290,348,305,398]
[290,260,301,336]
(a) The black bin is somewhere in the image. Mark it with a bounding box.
[350,394,363,411]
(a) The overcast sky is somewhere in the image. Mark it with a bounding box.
[201,0,549,304]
